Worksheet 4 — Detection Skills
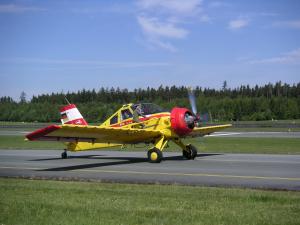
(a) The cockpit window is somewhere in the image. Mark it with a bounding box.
[131,103,166,116]
[110,115,118,125]
[121,109,133,120]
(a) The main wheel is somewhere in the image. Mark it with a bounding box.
[182,149,192,159]
[182,144,198,160]
[147,148,163,163]
[61,151,67,159]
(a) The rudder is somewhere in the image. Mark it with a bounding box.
[60,104,88,125]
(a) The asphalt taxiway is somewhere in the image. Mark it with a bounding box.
[0,150,299,190]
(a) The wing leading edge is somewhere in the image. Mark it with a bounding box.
[26,124,162,144]
[188,124,232,137]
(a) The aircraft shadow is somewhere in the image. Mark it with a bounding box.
[38,153,222,172]
[30,155,102,161]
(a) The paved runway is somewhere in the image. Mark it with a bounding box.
[0,150,299,190]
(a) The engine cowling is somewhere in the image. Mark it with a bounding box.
[170,107,195,136]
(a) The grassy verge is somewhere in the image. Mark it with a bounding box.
[0,135,300,154]
[1,178,299,225]
[185,137,300,154]
[226,127,300,132]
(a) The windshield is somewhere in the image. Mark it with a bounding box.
[131,103,167,115]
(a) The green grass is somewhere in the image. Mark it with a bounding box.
[226,127,300,132]
[1,135,300,154]
[186,137,300,154]
[232,119,300,125]
[1,178,299,225]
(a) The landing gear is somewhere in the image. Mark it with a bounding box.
[61,150,68,159]
[146,136,168,163]
[182,144,198,160]
[173,139,198,160]
[147,148,163,163]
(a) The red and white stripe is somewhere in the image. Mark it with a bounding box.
[60,104,88,125]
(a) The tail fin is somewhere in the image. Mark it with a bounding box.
[60,104,88,125]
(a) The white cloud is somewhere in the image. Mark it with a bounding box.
[137,0,202,15]
[0,4,45,13]
[249,48,300,65]
[149,39,177,52]
[228,18,250,30]
[272,20,300,29]
[137,16,188,39]
[136,0,205,52]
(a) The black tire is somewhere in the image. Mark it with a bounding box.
[183,144,198,160]
[183,149,192,159]
[190,145,198,159]
[61,151,67,159]
[147,148,163,163]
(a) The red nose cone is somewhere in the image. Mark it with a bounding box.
[170,107,193,136]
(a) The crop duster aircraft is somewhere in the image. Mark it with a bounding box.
[26,89,231,163]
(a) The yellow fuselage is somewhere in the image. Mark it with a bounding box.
[67,103,175,151]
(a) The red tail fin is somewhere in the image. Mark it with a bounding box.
[60,104,88,125]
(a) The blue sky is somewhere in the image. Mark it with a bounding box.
[0,0,299,100]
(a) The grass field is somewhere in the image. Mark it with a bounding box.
[226,127,300,132]
[1,178,299,225]
[189,137,300,154]
[0,135,300,154]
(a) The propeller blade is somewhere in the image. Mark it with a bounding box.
[188,87,197,115]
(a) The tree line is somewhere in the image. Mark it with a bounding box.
[0,81,299,123]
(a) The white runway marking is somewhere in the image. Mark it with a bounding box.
[207,132,241,137]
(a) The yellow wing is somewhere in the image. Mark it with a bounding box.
[188,124,232,137]
[26,124,162,144]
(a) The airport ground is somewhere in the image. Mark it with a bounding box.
[0,121,300,225]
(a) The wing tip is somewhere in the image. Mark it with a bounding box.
[26,125,60,141]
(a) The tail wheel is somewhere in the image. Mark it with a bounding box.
[61,150,67,159]
[147,148,163,163]
[183,144,198,160]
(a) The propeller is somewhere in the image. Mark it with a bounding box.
[187,87,201,127]
[188,87,197,115]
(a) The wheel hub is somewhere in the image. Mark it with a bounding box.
[150,152,158,161]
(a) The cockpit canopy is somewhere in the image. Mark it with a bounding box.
[103,103,168,126]
[131,103,167,116]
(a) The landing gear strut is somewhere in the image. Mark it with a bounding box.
[147,148,163,163]
[61,150,68,159]
[183,144,198,160]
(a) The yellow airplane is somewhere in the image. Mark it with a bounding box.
[26,89,231,163]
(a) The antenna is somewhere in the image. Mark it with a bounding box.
[64,96,71,105]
